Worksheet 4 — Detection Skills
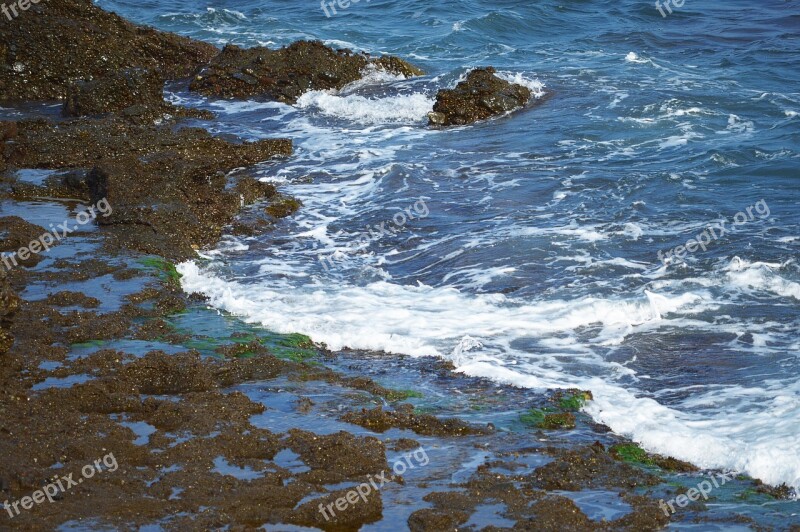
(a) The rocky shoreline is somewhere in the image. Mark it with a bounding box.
[0,1,795,530]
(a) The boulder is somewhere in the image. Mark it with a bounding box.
[428,67,533,127]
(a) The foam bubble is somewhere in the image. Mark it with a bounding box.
[295,90,435,125]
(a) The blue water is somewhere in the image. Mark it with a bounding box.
[100,0,800,494]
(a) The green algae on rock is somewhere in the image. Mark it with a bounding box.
[138,257,183,286]
[520,407,576,430]
[555,389,593,411]
[610,442,699,472]
[519,389,593,430]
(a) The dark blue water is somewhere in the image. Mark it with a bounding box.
[100,0,800,492]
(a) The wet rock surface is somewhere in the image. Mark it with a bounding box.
[0,1,793,530]
[428,66,535,127]
[342,403,494,437]
[189,40,423,103]
[62,67,212,120]
[0,244,791,529]
[0,267,18,354]
[3,117,293,259]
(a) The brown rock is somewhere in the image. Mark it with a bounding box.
[0,0,217,103]
[63,68,165,117]
[190,40,422,103]
[292,486,383,530]
[0,267,19,354]
[428,67,536,127]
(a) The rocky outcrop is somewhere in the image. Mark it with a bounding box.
[60,67,210,122]
[62,67,214,121]
[0,0,217,102]
[189,40,423,103]
[85,141,291,259]
[428,67,533,127]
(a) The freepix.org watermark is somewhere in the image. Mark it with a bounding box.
[1,0,44,22]
[4,453,119,519]
[318,447,429,521]
[320,0,367,18]
[1,198,112,272]
[659,471,736,516]
[318,197,429,272]
[655,0,687,18]
[657,199,770,267]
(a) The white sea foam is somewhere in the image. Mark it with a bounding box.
[725,257,800,301]
[296,90,435,125]
[625,52,649,64]
[179,256,800,492]
[495,71,546,99]
[164,30,800,494]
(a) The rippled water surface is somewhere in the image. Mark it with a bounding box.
[99,0,800,493]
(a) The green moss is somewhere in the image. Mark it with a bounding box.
[736,488,758,500]
[609,443,657,466]
[609,443,698,472]
[520,408,548,427]
[139,257,182,284]
[229,333,262,344]
[385,389,424,401]
[183,337,221,352]
[558,391,591,411]
[272,346,316,363]
[544,413,575,429]
[278,333,314,349]
[520,408,576,430]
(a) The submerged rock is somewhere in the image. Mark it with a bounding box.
[428,67,534,127]
[189,40,423,103]
[342,403,494,437]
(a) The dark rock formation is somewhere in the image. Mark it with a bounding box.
[0,216,48,269]
[0,267,19,354]
[0,0,217,102]
[85,145,290,259]
[428,67,534,127]
[0,121,19,173]
[64,68,165,117]
[62,68,214,120]
[189,40,423,103]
